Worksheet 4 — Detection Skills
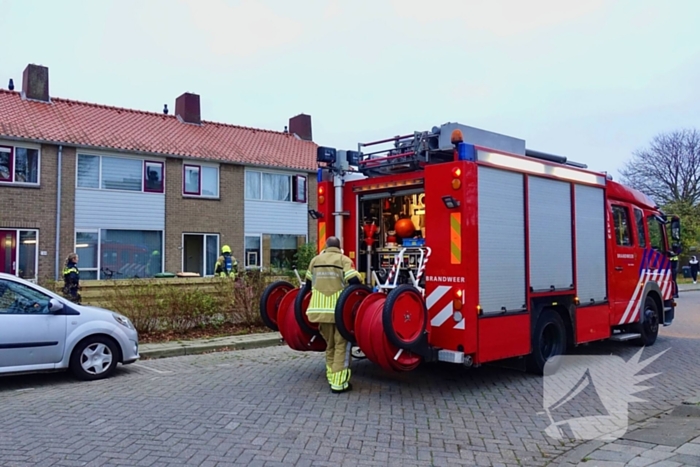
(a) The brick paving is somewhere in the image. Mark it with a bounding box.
[1,294,699,466]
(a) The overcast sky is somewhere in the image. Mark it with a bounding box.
[2,0,699,178]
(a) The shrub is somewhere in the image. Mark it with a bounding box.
[94,273,287,338]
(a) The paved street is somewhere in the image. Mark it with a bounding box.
[1,293,700,467]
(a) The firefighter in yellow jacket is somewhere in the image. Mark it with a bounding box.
[303,236,362,393]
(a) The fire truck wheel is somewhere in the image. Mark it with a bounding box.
[634,296,660,346]
[382,285,427,349]
[335,284,373,343]
[526,309,567,375]
[294,287,318,336]
[259,281,294,332]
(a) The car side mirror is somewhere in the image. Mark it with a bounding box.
[49,298,64,313]
[671,217,681,242]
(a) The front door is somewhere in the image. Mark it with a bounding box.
[0,278,67,369]
[608,203,641,324]
[0,230,17,275]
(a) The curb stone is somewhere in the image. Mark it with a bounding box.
[138,332,283,359]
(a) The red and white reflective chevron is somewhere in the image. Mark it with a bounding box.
[426,285,464,330]
[618,267,673,325]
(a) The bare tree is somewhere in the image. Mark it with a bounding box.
[620,129,700,205]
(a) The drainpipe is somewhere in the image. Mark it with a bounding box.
[55,145,63,280]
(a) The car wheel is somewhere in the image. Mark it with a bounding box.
[70,336,119,381]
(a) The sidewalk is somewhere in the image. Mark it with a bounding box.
[552,395,700,467]
[139,331,283,359]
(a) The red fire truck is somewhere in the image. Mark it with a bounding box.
[260,123,680,374]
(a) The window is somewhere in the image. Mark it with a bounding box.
[246,171,261,199]
[245,235,261,268]
[647,216,666,251]
[75,230,163,280]
[634,208,646,248]
[144,161,164,193]
[101,157,142,191]
[0,279,51,315]
[18,231,37,281]
[183,165,200,195]
[612,205,632,247]
[293,175,307,203]
[75,231,99,280]
[0,145,39,185]
[0,229,39,281]
[77,154,165,193]
[183,234,219,276]
[183,164,219,197]
[245,170,306,202]
[270,234,299,268]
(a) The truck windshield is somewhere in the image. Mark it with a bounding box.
[646,215,667,251]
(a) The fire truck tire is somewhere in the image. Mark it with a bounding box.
[259,281,295,331]
[526,309,567,375]
[294,287,318,336]
[382,285,427,350]
[335,284,373,343]
[633,296,660,346]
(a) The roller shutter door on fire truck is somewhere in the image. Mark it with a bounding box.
[574,184,607,303]
[528,176,573,291]
[478,167,526,314]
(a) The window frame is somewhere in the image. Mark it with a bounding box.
[143,160,165,193]
[75,229,101,279]
[181,232,220,277]
[633,208,647,248]
[646,215,668,252]
[0,143,41,186]
[75,229,164,280]
[0,228,40,282]
[611,204,633,247]
[292,175,307,203]
[182,163,219,198]
[245,169,307,203]
[244,234,263,269]
[76,152,165,194]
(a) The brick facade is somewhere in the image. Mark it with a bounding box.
[2,141,311,280]
[164,159,245,273]
[0,142,76,282]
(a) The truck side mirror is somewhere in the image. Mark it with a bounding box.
[671,217,681,242]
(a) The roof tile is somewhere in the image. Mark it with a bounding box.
[0,89,318,171]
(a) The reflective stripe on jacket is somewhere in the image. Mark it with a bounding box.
[305,247,361,323]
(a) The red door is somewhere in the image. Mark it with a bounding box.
[608,203,640,325]
[0,230,17,275]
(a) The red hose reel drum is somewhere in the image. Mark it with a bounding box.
[353,289,423,372]
[261,284,325,352]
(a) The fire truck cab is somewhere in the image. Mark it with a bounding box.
[260,122,680,375]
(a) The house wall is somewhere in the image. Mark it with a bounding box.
[0,141,75,282]
[164,159,245,274]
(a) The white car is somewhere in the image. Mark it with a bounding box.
[0,272,139,380]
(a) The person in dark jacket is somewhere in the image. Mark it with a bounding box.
[62,252,81,304]
[690,256,699,284]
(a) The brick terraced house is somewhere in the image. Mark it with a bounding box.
[0,63,318,282]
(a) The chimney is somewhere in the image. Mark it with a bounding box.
[175,92,201,125]
[289,114,312,141]
[22,64,50,102]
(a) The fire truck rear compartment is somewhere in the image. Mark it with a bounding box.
[357,190,426,286]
